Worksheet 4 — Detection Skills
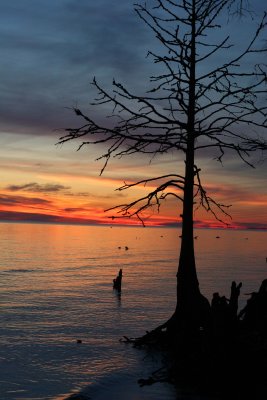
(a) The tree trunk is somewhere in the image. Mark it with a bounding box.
[174,0,210,330]
[176,143,200,313]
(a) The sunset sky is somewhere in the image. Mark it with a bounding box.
[0,0,266,229]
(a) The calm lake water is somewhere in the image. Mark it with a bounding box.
[0,222,266,400]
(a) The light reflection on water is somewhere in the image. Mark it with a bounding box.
[0,223,267,399]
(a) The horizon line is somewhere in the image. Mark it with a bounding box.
[0,218,266,232]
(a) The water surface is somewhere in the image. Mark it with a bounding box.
[0,223,266,399]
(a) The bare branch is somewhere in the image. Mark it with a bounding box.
[60,0,267,227]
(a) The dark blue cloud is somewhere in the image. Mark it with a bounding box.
[0,193,51,206]
[0,0,151,135]
[6,182,70,193]
[0,210,102,225]
[0,0,265,147]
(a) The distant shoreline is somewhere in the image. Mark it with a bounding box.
[0,219,267,232]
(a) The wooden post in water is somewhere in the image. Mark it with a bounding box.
[113,269,122,292]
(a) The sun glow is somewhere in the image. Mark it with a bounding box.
[0,133,267,229]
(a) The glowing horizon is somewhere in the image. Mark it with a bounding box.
[1,138,266,230]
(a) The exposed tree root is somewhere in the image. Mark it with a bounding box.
[120,281,267,397]
[120,317,171,348]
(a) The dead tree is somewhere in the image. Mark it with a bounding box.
[58,0,267,339]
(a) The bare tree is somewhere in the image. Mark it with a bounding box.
[58,0,267,337]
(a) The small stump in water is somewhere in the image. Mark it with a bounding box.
[113,268,122,292]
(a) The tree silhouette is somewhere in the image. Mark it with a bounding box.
[59,0,267,337]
